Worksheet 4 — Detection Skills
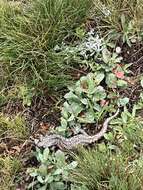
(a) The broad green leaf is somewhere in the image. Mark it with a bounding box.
[61,108,69,119]
[102,48,111,63]
[118,97,129,106]
[55,150,66,167]
[117,80,127,87]
[76,27,85,38]
[64,91,80,102]
[93,86,106,101]
[45,175,54,183]
[78,110,95,123]
[104,132,114,141]
[63,102,72,113]
[39,165,48,176]
[71,102,83,116]
[61,117,67,128]
[37,175,45,184]
[98,143,107,152]
[43,148,49,161]
[54,168,63,175]
[57,125,67,134]
[106,73,117,88]
[87,73,95,94]
[94,72,105,85]
[67,114,75,122]
[50,182,65,190]
[81,98,88,105]
[67,161,78,170]
[93,102,101,111]
[62,170,69,178]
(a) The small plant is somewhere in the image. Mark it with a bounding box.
[58,72,107,135]
[27,148,77,190]
[58,67,130,135]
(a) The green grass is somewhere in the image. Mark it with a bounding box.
[0,0,91,91]
[0,156,21,190]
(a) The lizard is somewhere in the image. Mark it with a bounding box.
[36,109,119,150]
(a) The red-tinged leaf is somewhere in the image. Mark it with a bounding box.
[114,71,124,79]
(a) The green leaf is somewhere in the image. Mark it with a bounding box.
[37,175,45,184]
[64,91,80,102]
[70,102,83,116]
[93,102,101,112]
[63,102,72,113]
[61,108,69,119]
[93,86,106,101]
[43,148,49,161]
[78,110,95,123]
[98,143,107,152]
[102,48,111,63]
[27,168,38,177]
[54,168,63,175]
[67,161,78,170]
[39,165,48,176]
[87,73,96,94]
[50,182,65,190]
[76,27,85,38]
[67,114,75,122]
[106,73,117,88]
[57,125,67,134]
[55,150,66,167]
[94,73,105,85]
[37,151,44,163]
[104,132,114,141]
[81,98,88,105]
[118,97,129,106]
[117,80,128,88]
[121,14,126,28]
[45,175,54,183]
[121,112,128,124]
[61,117,67,128]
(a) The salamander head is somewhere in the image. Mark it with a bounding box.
[35,134,59,148]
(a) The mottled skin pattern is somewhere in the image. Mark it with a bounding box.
[36,109,119,150]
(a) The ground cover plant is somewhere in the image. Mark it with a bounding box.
[0,0,143,189]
